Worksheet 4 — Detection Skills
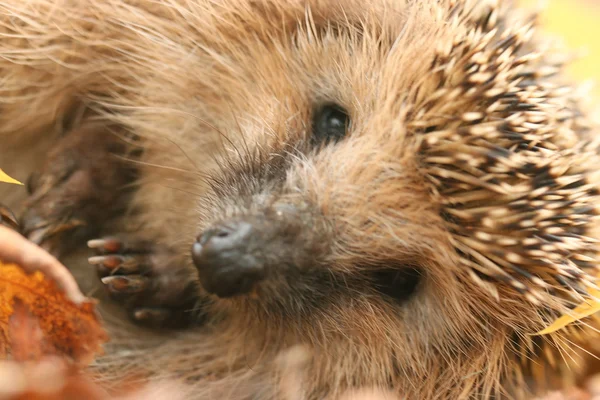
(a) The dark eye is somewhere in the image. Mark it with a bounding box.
[370,267,421,303]
[312,104,350,144]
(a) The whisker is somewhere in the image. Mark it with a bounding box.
[113,154,210,178]
[163,177,208,190]
[206,149,231,182]
[89,102,244,164]
[156,183,204,198]
[105,125,143,149]
[161,136,201,172]
[145,106,245,164]
[226,99,252,162]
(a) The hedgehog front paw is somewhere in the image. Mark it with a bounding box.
[0,204,19,232]
[19,124,137,256]
[88,236,203,329]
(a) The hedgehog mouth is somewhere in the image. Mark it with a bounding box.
[190,214,423,301]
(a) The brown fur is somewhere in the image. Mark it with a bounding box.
[1,0,600,399]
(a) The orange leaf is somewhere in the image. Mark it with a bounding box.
[0,262,108,365]
[7,299,56,362]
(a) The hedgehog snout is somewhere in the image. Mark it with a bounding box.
[192,221,266,298]
[192,198,329,298]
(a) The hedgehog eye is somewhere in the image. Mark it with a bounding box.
[369,267,421,303]
[312,104,350,144]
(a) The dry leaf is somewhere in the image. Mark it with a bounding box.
[0,170,22,185]
[535,288,600,336]
[0,262,107,365]
[0,357,187,400]
[0,357,109,400]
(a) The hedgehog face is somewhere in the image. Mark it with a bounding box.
[191,95,481,394]
[192,97,434,306]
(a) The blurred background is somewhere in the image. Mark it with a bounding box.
[520,0,600,99]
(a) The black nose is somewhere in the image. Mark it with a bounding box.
[191,221,265,297]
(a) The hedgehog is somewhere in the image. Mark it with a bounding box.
[1,0,600,398]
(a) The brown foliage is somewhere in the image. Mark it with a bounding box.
[0,262,107,365]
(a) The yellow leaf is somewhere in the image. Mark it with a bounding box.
[534,289,600,336]
[0,169,23,185]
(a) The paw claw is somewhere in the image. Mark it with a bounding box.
[89,255,124,269]
[87,238,123,253]
[0,204,19,232]
[101,275,148,294]
[22,213,87,256]
[89,254,141,276]
[91,235,201,329]
[88,255,109,265]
